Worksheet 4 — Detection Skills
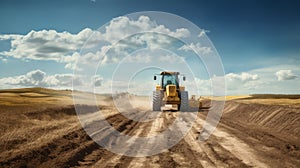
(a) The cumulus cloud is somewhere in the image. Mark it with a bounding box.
[102,16,190,43]
[275,70,297,81]
[180,72,261,96]
[0,15,192,68]
[0,69,46,86]
[48,74,83,86]
[225,72,259,91]
[178,42,212,55]
[0,69,83,87]
[226,72,259,82]
[0,28,95,61]
[101,32,187,64]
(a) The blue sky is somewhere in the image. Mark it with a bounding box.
[0,0,299,95]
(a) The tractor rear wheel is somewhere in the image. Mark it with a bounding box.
[180,91,189,112]
[153,91,162,111]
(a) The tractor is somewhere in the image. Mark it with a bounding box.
[152,71,189,111]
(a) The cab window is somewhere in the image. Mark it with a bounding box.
[162,74,178,88]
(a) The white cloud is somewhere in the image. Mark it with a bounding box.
[198,29,210,37]
[226,72,259,82]
[48,74,83,86]
[178,42,212,55]
[186,78,212,96]
[0,69,83,88]
[225,72,259,91]
[244,65,300,94]
[102,16,190,43]
[101,32,188,64]
[0,69,46,86]
[0,15,191,69]
[275,70,297,81]
[0,28,95,62]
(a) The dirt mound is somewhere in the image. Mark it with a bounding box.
[223,101,300,138]
[222,101,300,159]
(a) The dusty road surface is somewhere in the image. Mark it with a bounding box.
[0,88,300,168]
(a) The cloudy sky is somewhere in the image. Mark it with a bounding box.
[0,0,299,95]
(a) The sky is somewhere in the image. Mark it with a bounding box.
[0,0,299,95]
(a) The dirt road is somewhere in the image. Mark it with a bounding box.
[0,89,300,167]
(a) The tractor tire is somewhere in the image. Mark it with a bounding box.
[153,91,162,111]
[180,91,189,112]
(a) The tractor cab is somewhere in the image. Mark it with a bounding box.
[154,71,185,89]
[161,72,179,89]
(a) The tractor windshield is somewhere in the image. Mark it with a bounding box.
[162,74,179,88]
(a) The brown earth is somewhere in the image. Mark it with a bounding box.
[0,88,300,168]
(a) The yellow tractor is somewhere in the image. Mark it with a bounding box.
[153,71,189,111]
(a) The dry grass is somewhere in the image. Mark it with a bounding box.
[0,87,73,107]
[237,98,300,106]
[234,94,300,106]
[200,95,250,101]
[225,95,252,100]
[202,94,300,107]
[0,87,115,159]
[0,88,78,157]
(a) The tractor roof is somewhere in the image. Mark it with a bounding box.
[160,71,180,75]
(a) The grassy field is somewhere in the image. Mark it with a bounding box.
[0,87,73,107]
[231,94,300,107]
[201,94,300,107]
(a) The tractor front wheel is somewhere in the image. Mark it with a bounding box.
[153,91,162,111]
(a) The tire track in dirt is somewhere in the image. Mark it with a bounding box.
[219,119,300,167]
[167,139,204,168]
[181,115,249,167]
[90,124,146,167]
[97,112,182,168]
[151,113,181,168]
[170,113,214,168]
[127,112,203,168]
[193,115,269,168]
[67,110,138,167]
[74,110,161,167]
[126,112,168,168]
[73,115,140,167]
